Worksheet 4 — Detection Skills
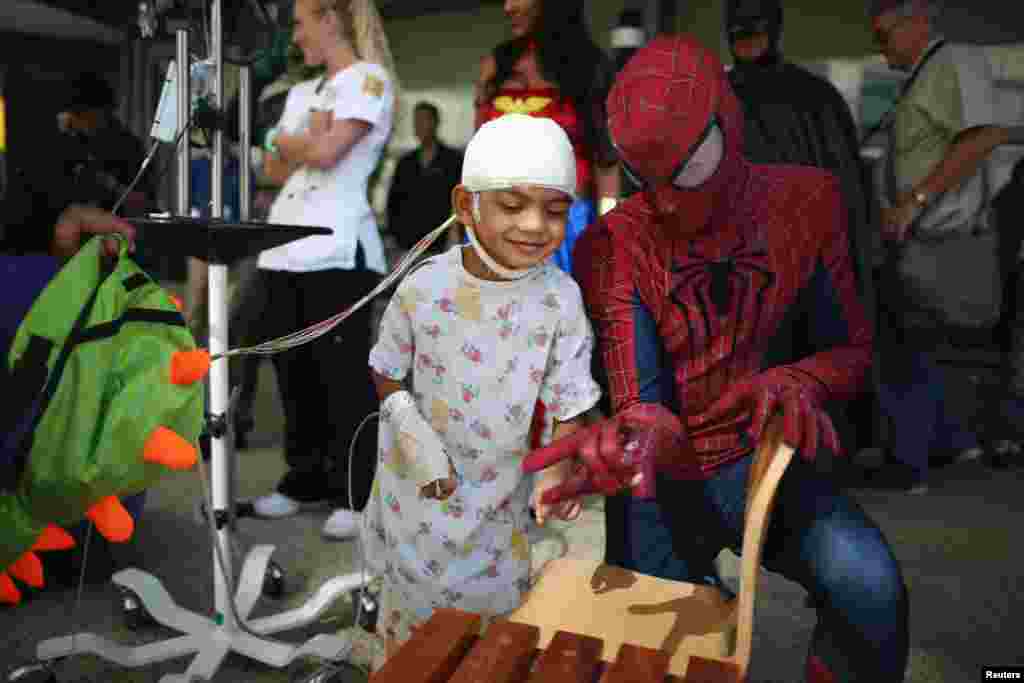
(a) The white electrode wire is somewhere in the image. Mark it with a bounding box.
[179,218,457,671]
[304,410,381,681]
[193,439,292,646]
[187,406,383,671]
[111,140,161,216]
[67,521,94,664]
[112,107,198,216]
[212,214,457,361]
[464,193,539,280]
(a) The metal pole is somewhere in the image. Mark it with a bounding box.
[207,0,235,631]
[176,31,190,218]
[212,1,224,226]
[232,63,251,572]
[239,65,251,221]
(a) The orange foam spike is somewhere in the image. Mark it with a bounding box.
[168,294,184,312]
[32,524,76,552]
[170,349,211,386]
[0,572,21,606]
[9,552,43,588]
[143,426,198,470]
[86,496,134,543]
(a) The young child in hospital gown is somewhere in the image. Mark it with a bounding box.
[364,114,602,660]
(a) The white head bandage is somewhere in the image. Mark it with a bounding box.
[460,113,577,279]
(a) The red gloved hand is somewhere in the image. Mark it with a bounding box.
[521,403,693,505]
[705,366,841,460]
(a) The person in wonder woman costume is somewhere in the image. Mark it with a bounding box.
[474,0,621,274]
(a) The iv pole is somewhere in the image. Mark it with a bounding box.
[33,3,369,680]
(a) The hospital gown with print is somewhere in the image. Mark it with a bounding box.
[365,246,601,643]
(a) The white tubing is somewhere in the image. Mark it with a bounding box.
[464,193,541,281]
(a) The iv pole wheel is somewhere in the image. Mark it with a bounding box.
[263,560,286,600]
[352,587,379,634]
[120,587,156,630]
[5,664,58,683]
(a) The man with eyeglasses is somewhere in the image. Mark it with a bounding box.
[867,0,1024,488]
[524,35,907,682]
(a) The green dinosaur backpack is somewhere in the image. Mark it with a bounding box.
[0,236,206,598]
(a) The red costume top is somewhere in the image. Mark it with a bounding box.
[571,36,873,477]
[476,49,594,196]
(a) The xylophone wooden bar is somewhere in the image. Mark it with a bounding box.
[600,643,670,682]
[370,608,481,683]
[371,609,742,682]
[527,629,603,682]
[448,619,539,683]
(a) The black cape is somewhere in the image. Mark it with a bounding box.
[730,60,880,455]
[729,60,875,300]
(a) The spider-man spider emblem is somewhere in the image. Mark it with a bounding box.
[667,232,775,407]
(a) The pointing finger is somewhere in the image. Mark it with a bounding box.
[522,421,601,473]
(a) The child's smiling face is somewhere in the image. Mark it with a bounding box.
[454,184,571,279]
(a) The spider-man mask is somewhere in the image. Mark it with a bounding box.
[607,35,748,237]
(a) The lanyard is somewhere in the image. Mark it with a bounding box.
[860,40,948,147]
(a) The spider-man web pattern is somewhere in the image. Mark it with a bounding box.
[543,37,904,683]
[574,35,873,475]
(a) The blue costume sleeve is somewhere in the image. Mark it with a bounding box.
[0,255,59,360]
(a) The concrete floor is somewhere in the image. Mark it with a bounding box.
[3,360,1023,682]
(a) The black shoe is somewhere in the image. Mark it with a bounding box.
[846,461,928,494]
[40,539,117,588]
[234,417,254,450]
[986,442,1023,469]
[276,469,334,504]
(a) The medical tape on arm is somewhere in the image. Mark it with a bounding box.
[383,390,453,487]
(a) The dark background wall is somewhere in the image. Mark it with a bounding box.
[0,31,120,188]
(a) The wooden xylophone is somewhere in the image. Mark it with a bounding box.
[370,608,741,683]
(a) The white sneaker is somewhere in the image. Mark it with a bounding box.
[253,492,302,519]
[323,508,362,540]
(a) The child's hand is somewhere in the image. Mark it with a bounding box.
[420,477,458,500]
[420,461,459,501]
[531,464,582,525]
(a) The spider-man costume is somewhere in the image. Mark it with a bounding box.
[523,36,909,682]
